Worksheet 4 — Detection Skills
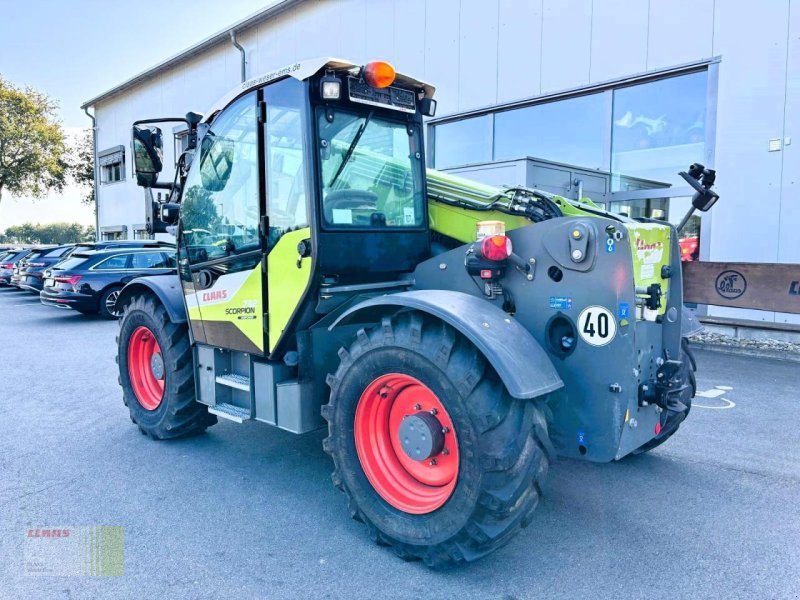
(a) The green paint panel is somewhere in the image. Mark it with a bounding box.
[268,227,312,352]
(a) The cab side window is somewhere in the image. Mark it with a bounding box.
[181,92,259,264]
[264,78,308,249]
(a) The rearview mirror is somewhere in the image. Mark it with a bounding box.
[679,164,719,212]
[132,125,164,187]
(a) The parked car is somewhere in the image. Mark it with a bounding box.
[44,239,175,274]
[40,248,177,319]
[15,245,75,293]
[0,248,34,286]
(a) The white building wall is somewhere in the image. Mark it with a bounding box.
[92,0,800,325]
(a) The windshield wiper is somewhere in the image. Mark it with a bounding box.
[328,110,374,187]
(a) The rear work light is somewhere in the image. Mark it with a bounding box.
[54,275,82,285]
[363,61,396,88]
[480,235,512,262]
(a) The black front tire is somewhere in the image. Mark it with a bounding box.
[322,311,553,568]
[117,294,216,439]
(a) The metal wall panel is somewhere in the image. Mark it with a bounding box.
[496,0,543,104]
[705,0,791,322]
[424,0,461,115]
[393,0,427,78]
[589,0,648,82]
[540,0,592,94]
[458,0,499,111]
[647,0,715,70]
[777,0,800,324]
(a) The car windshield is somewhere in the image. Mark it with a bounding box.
[317,109,424,228]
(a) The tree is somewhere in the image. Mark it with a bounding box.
[70,128,95,206]
[0,222,94,244]
[0,75,68,206]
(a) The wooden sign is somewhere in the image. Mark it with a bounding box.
[682,261,800,314]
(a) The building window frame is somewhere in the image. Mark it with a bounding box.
[98,145,126,185]
[427,57,720,203]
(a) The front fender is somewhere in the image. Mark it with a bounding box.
[330,290,563,400]
[116,275,187,323]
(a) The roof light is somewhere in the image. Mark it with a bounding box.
[363,61,396,89]
[319,72,341,100]
[481,235,512,262]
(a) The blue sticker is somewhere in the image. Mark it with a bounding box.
[618,303,630,319]
[606,238,616,253]
[577,431,587,444]
[549,296,573,309]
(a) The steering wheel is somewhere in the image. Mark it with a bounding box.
[324,189,379,224]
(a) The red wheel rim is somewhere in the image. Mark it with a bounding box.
[127,326,165,411]
[354,373,459,514]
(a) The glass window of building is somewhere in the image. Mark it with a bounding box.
[610,71,707,191]
[433,114,492,169]
[494,93,607,170]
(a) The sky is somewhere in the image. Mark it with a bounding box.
[0,0,272,230]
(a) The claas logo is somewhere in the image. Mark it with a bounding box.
[202,290,228,302]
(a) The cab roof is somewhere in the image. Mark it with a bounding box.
[205,57,435,121]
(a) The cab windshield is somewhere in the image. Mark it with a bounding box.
[317,109,424,228]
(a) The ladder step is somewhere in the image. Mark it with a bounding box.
[208,403,252,423]
[215,373,251,391]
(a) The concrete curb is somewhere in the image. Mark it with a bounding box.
[688,341,800,363]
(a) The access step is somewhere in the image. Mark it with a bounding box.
[208,403,252,423]
[215,373,251,391]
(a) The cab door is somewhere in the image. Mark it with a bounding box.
[178,91,266,355]
[262,78,313,354]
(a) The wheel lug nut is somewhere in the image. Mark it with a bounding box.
[414,403,421,410]
[430,408,438,415]
[429,458,437,466]
[441,426,450,434]
[442,448,450,455]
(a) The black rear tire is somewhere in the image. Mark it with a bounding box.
[632,337,696,455]
[117,294,216,439]
[322,311,553,568]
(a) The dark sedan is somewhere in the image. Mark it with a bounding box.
[40,248,176,318]
[15,245,75,293]
[0,248,34,286]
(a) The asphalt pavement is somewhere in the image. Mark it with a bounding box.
[1,287,798,599]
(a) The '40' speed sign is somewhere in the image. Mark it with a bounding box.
[577,305,617,347]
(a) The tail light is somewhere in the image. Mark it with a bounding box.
[0,263,12,269]
[55,275,82,285]
[480,235,512,261]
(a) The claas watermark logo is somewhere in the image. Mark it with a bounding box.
[24,526,124,576]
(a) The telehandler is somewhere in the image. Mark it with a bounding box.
[118,58,719,567]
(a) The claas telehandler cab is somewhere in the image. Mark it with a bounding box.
[118,58,718,567]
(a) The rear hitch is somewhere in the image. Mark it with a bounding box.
[638,359,687,410]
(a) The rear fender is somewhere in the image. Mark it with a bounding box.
[116,276,187,323]
[330,290,563,400]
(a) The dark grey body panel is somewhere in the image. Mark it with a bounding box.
[411,217,686,462]
[117,277,188,323]
[330,290,564,400]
